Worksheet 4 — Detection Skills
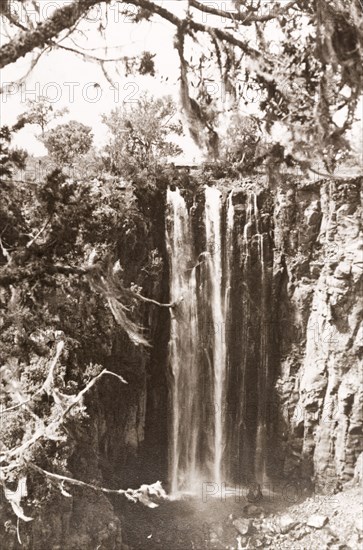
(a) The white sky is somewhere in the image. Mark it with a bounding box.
[0,1,207,160]
[0,1,361,163]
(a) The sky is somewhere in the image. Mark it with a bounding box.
[0,1,362,164]
[0,1,206,161]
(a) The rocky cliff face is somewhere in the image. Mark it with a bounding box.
[93,175,362,508]
[9,176,360,550]
[273,176,362,488]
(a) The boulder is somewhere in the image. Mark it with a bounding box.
[306,514,329,528]
[233,518,251,535]
[242,504,264,517]
[278,515,299,534]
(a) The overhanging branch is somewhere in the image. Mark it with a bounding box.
[27,463,167,507]
[0,0,103,69]
[0,0,262,71]
[189,0,298,25]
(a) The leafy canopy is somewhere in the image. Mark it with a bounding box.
[15,96,69,135]
[0,0,362,173]
[42,121,94,166]
[101,93,183,175]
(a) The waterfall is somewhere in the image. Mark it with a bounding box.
[204,186,227,486]
[225,191,235,317]
[166,186,271,494]
[255,201,268,484]
[166,188,200,494]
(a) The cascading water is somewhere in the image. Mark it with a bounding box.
[250,194,268,483]
[204,186,226,486]
[166,186,272,494]
[165,188,200,494]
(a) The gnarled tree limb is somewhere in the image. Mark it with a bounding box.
[189,0,298,25]
[0,0,103,69]
[27,462,167,507]
[1,366,127,461]
[0,0,262,71]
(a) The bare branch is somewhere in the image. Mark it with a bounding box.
[0,46,50,94]
[1,366,127,462]
[3,10,28,32]
[59,368,127,421]
[126,0,260,58]
[189,0,298,24]
[100,60,117,87]
[133,291,183,309]
[1,341,65,414]
[0,0,261,71]
[26,216,52,249]
[27,462,167,507]
[50,39,128,64]
[0,260,169,346]
[0,0,102,69]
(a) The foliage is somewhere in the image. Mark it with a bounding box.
[0,0,362,536]
[220,114,262,170]
[0,124,167,528]
[0,125,27,178]
[101,93,183,176]
[1,1,362,173]
[15,96,68,135]
[41,121,93,166]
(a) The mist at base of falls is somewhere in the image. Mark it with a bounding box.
[166,186,273,495]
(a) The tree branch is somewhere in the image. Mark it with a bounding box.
[133,291,183,309]
[0,261,182,310]
[189,0,298,25]
[0,0,103,69]
[1,367,127,461]
[26,216,53,249]
[27,463,167,507]
[126,0,260,57]
[0,237,12,264]
[0,0,262,70]
[50,39,128,64]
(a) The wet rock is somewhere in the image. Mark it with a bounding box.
[233,518,251,535]
[243,504,264,517]
[246,483,263,503]
[278,515,299,534]
[306,514,329,528]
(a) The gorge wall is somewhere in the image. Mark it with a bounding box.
[69,174,362,548]
[163,174,362,493]
[272,176,362,488]
[5,175,361,550]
